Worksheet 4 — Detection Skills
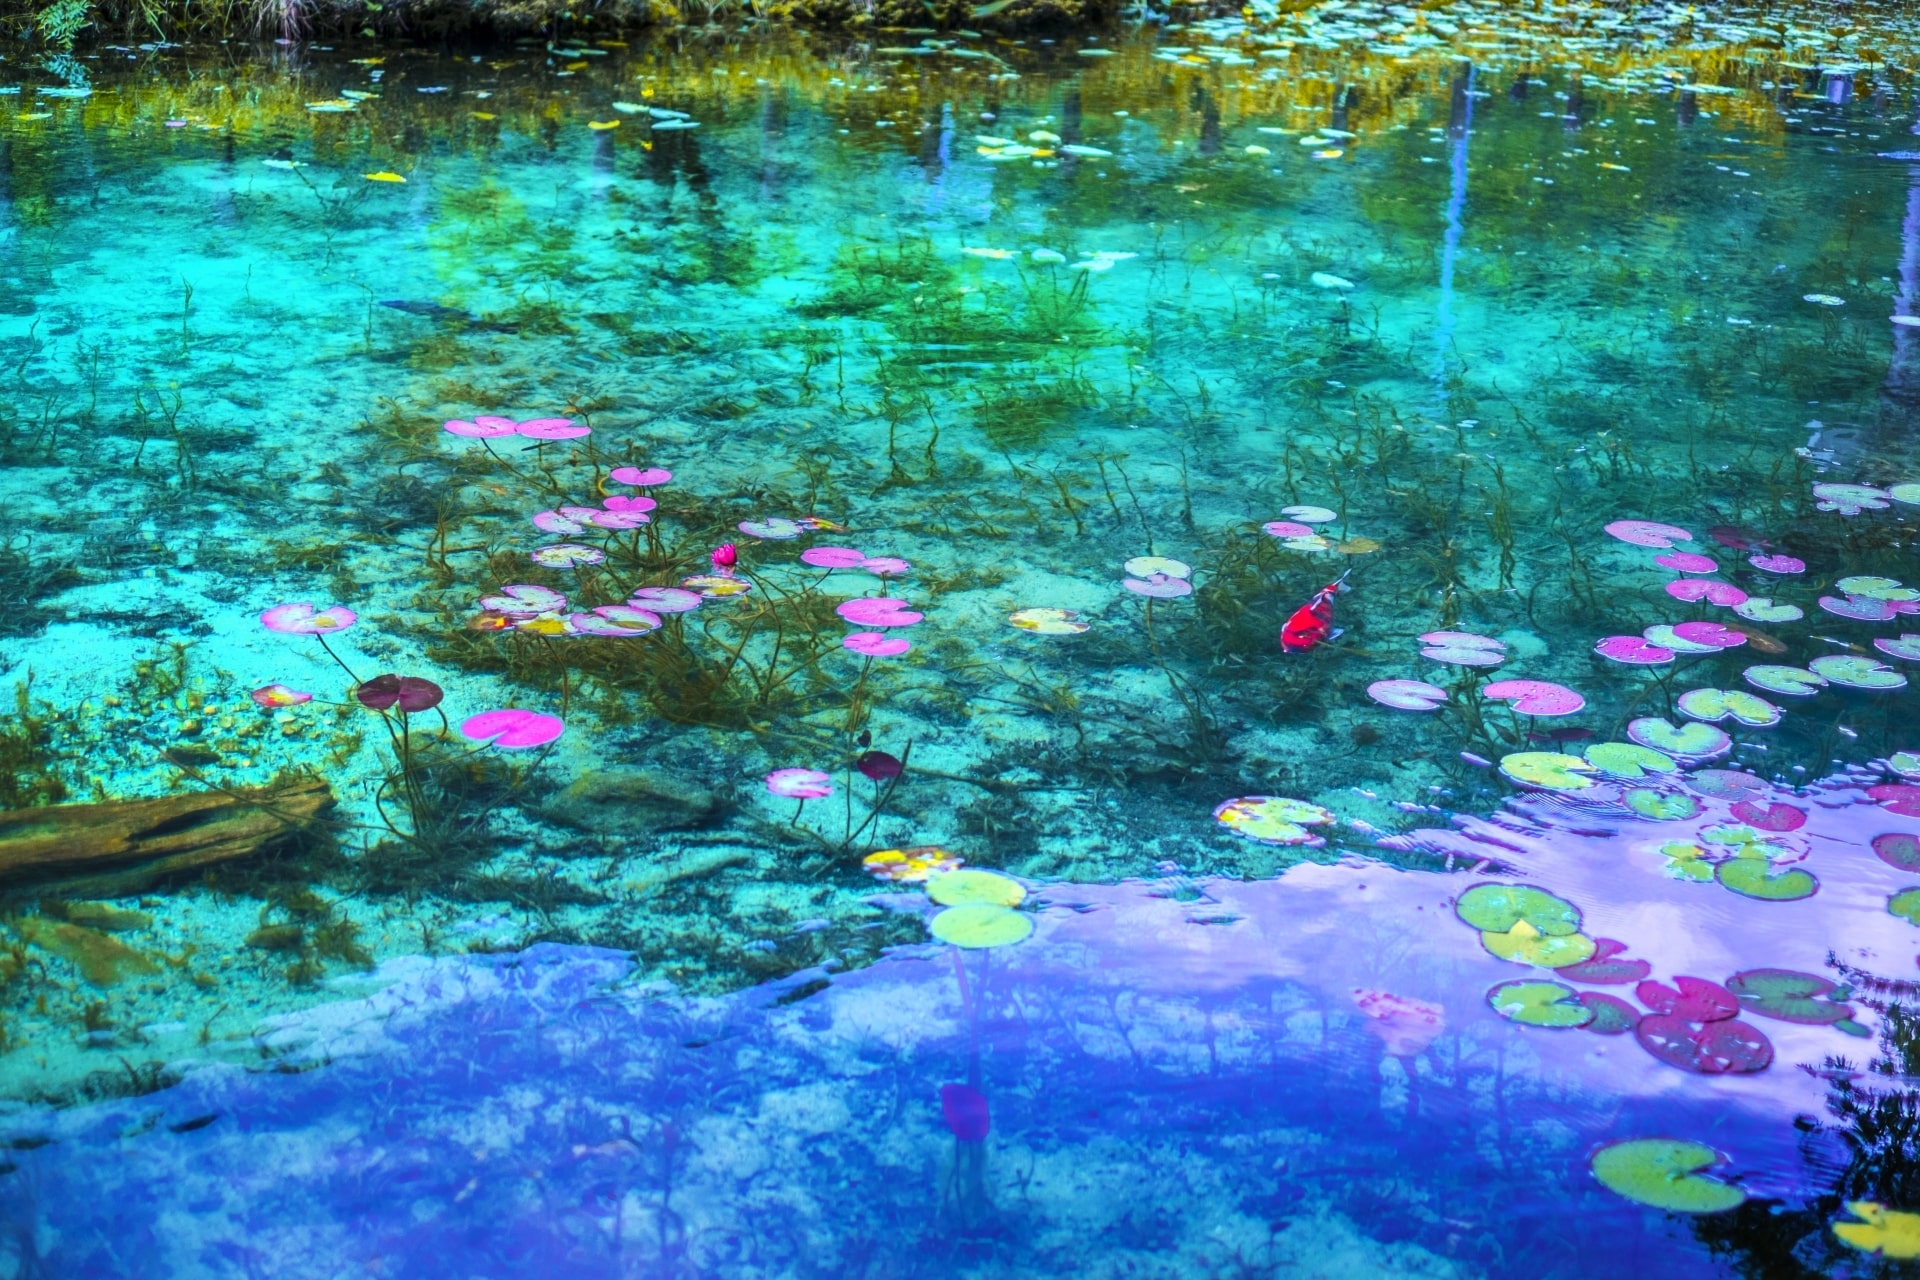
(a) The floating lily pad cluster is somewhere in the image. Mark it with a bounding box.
[1455,881,1864,1070]
[925,869,1032,949]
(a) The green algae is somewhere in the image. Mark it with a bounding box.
[14,918,159,988]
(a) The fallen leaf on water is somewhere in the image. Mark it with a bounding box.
[364,171,406,183]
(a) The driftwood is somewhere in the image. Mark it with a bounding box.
[0,779,335,898]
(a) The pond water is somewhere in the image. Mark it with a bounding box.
[5,1,1920,1274]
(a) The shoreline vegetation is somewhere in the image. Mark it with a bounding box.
[3,0,1129,52]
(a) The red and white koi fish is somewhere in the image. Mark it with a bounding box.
[1281,571,1351,653]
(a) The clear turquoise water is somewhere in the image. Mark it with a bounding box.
[4,7,1920,1274]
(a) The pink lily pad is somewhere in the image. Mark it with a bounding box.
[480,584,568,616]
[260,603,358,635]
[1874,634,1920,662]
[444,416,520,438]
[1262,520,1315,539]
[1124,574,1193,598]
[1605,520,1694,549]
[516,417,589,440]
[589,509,650,530]
[802,546,869,569]
[1655,551,1719,574]
[1639,976,1738,1023]
[628,586,703,614]
[1728,800,1807,832]
[460,708,565,749]
[603,495,657,514]
[1749,554,1805,574]
[861,557,913,576]
[766,767,833,800]
[1596,635,1676,665]
[1641,625,1723,656]
[1558,939,1651,986]
[1819,595,1898,622]
[1870,784,1920,817]
[569,605,662,636]
[1368,679,1447,711]
[1419,632,1506,666]
[1672,621,1747,650]
[837,597,924,628]
[1666,580,1748,607]
[1483,680,1585,717]
[251,684,313,708]
[1812,482,1890,515]
[532,510,586,535]
[610,466,672,486]
[844,632,912,657]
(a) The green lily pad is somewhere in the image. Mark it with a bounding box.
[1455,883,1583,935]
[1488,979,1594,1028]
[1590,1139,1746,1213]
[1498,752,1595,790]
[1717,856,1819,901]
[1676,688,1782,728]
[1626,789,1701,821]
[1627,718,1731,759]
[1725,969,1857,1026]
[1809,655,1907,691]
[1586,742,1678,780]
[928,869,1027,908]
[929,903,1033,949]
[1213,796,1335,846]
[1743,665,1827,697]
[1481,922,1598,969]
[1889,887,1920,925]
[1837,575,1920,602]
[1660,842,1719,882]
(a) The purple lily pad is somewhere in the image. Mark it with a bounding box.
[1750,554,1806,574]
[444,415,519,438]
[1627,717,1731,759]
[628,587,703,614]
[1820,594,1899,622]
[1596,635,1676,665]
[1559,939,1652,986]
[1666,579,1749,607]
[940,1083,990,1141]
[1420,632,1506,666]
[1605,520,1694,549]
[1262,520,1315,539]
[861,557,912,577]
[1638,976,1738,1022]
[1124,574,1194,598]
[355,674,445,713]
[1875,634,1920,662]
[1872,831,1920,871]
[1728,800,1807,832]
[739,518,803,540]
[1368,679,1447,711]
[516,418,589,440]
[1687,769,1768,800]
[1579,992,1642,1035]
[1635,1014,1774,1074]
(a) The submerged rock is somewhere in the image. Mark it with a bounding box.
[539,767,721,834]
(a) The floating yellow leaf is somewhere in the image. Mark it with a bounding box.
[364,171,406,183]
[472,111,497,121]
[863,846,964,883]
[588,120,619,130]
[929,903,1032,949]
[1835,1202,1920,1259]
[928,869,1025,908]
[566,61,590,71]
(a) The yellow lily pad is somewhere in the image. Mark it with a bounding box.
[1499,752,1595,790]
[929,904,1033,949]
[928,869,1025,907]
[364,171,406,183]
[1481,920,1597,968]
[1835,1202,1920,1258]
[1008,607,1089,635]
[587,120,620,130]
[862,846,963,883]
[1213,796,1335,846]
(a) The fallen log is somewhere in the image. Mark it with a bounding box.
[0,778,336,898]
